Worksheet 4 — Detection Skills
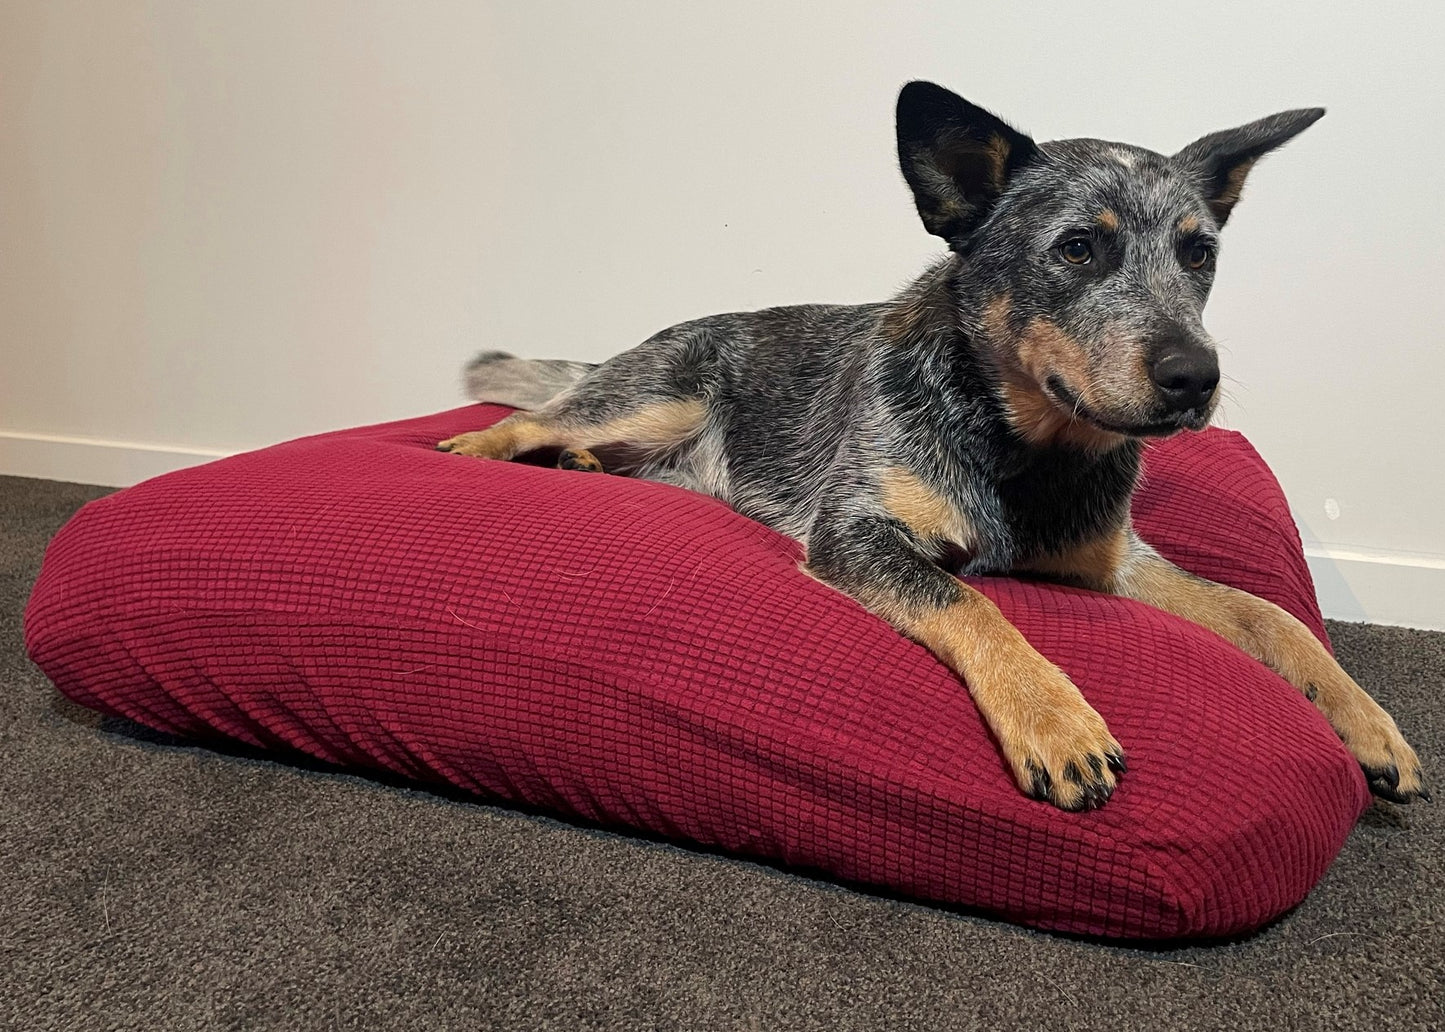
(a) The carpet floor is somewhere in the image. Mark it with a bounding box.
[3,473,1441,1031]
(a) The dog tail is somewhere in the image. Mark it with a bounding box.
[463,351,597,410]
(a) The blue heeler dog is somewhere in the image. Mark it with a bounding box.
[439,81,1426,811]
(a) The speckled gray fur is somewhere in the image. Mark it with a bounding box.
[461,84,1322,616]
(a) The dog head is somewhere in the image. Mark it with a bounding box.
[896,81,1322,446]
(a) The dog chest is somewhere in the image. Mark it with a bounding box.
[989,441,1142,567]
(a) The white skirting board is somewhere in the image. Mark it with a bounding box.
[2,430,1442,631]
[0,430,232,490]
[1305,548,1445,632]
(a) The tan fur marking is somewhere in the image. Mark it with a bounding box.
[1121,554,1315,674]
[995,373,1123,453]
[1097,208,1120,232]
[1014,318,1091,390]
[1177,214,1200,235]
[983,133,1012,193]
[436,413,561,459]
[1212,158,1256,217]
[981,298,1126,452]
[438,399,706,461]
[1117,541,1424,795]
[879,468,973,548]
[981,294,1013,340]
[1019,526,1128,589]
[574,399,706,451]
[900,590,1122,809]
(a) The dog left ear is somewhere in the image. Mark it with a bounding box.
[1172,108,1325,226]
[896,81,1038,248]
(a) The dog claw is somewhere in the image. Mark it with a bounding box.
[1368,763,1400,791]
[1024,753,1119,811]
[1363,762,1429,804]
[1026,760,1052,800]
[1060,780,1113,813]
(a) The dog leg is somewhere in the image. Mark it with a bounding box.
[1037,528,1428,802]
[437,411,568,460]
[806,510,1124,810]
[437,398,705,465]
[443,319,717,464]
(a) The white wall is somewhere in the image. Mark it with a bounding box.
[2,1,1442,629]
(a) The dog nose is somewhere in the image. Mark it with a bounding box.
[1150,350,1219,412]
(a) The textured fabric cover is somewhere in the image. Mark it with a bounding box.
[24,406,1370,939]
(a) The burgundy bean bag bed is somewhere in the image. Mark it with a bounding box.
[24,405,1370,940]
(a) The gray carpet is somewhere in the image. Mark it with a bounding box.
[3,473,1441,1031]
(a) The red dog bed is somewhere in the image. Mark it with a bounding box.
[24,406,1369,939]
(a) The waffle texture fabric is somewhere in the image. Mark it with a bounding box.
[24,406,1370,940]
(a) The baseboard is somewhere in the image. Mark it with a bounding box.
[0,430,232,488]
[1305,547,1445,632]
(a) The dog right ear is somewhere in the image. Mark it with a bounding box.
[896,81,1037,247]
[1172,108,1325,226]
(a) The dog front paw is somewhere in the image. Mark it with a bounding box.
[1339,698,1428,803]
[992,675,1126,812]
[1299,662,1429,803]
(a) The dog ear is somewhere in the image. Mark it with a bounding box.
[1172,108,1324,226]
[896,81,1038,247]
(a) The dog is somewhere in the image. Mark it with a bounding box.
[438,81,1426,811]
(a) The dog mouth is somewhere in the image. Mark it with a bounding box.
[1044,377,1202,437]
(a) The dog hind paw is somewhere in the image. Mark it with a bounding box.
[558,448,605,473]
[436,431,507,458]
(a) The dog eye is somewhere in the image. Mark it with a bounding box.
[1060,239,1093,265]
[1187,242,1215,270]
